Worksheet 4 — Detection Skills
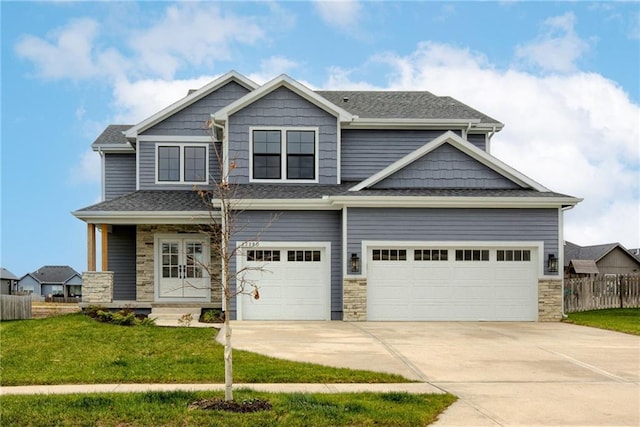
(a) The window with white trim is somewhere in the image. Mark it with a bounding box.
[246,250,281,262]
[288,250,321,262]
[415,249,448,261]
[251,128,317,181]
[497,250,531,262]
[455,249,489,261]
[372,249,407,261]
[157,144,208,184]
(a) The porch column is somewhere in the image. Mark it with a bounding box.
[101,224,109,271]
[87,224,96,271]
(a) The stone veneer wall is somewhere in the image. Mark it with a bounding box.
[82,271,114,303]
[136,225,222,305]
[343,277,367,321]
[538,278,563,321]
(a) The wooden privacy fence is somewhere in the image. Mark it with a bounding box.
[564,273,640,313]
[0,295,32,320]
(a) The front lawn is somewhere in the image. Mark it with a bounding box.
[0,390,457,427]
[564,308,640,335]
[0,313,409,386]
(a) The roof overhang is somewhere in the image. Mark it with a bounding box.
[568,259,600,274]
[212,74,356,123]
[343,118,504,131]
[71,210,216,224]
[328,195,582,209]
[92,143,135,153]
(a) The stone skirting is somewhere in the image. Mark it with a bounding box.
[82,271,114,303]
[343,277,367,321]
[538,278,563,321]
[136,225,222,305]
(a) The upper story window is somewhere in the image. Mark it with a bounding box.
[156,144,208,184]
[251,128,317,182]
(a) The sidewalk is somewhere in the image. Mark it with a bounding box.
[0,382,443,396]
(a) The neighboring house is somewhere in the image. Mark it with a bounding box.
[564,241,640,278]
[18,266,83,297]
[1,268,19,295]
[73,71,581,322]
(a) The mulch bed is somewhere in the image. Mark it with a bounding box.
[188,398,272,413]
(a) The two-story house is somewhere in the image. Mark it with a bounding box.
[73,71,581,321]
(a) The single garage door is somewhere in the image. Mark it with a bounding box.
[239,245,330,320]
[367,246,538,321]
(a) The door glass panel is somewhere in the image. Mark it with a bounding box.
[161,243,180,278]
[185,242,204,278]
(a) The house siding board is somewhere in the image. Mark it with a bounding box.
[373,144,521,189]
[597,249,640,275]
[347,207,559,275]
[105,153,136,200]
[143,81,251,136]
[229,210,342,319]
[138,141,220,190]
[18,276,41,295]
[467,133,486,151]
[228,87,338,184]
[109,225,137,301]
[341,129,462,181]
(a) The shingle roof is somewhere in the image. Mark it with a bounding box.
[75,186,572,213]
[315,91,501,124]
[563,241,640,267]
[91,125,133,148]
[1,268,19,280]
[28,266,80,284]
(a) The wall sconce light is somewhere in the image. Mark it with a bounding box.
[350,253,360,273]
[548,253,558,272]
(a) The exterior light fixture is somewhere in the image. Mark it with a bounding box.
[350,253,360,273]
[548,254,558,272]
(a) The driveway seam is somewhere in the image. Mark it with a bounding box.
[539,347,633,383]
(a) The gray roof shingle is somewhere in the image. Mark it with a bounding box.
[91,125,133,148]
[315,91,501,124]
[27,266,80,284]
[1,268,19,280]
[563,241,640,267]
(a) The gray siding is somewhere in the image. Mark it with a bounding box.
[105,153,136,200]
[341,129,462,182]
[347,208,559,276]
[138,141,220,190]
[373,144,521,189]
[228,87,338,184]
[467,133,487,151]
[143,81,251,136]
[109,225,137,300]
[17,276,41,295]
[229,210,342,319]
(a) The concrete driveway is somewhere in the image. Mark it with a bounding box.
[230,321,640,426]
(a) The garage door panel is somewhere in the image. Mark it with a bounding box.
[368,246,538,321]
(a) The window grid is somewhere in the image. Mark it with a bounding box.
[251,128,317,181]
[287,250,321,262]
[414,249,448,261]
[372,249,407,261]
[455,249,490,261]
[246,250,281,262]
[497,250,531,262]
[157,145,207,183]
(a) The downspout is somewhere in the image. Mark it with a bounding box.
[209,115,226,178]
[560,204,577,319]
[487,126,497,153]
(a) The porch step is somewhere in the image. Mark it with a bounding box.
[149,307,217,328]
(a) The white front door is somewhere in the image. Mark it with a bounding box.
[157,236,210,301]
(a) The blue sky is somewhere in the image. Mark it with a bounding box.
[1,1,639,277]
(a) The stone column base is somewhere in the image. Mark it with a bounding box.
[343,277,367,321]
[538,279,563,321]
[82,271,114,304]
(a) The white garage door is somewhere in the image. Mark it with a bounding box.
[239,245,330,320]
[367,246,538,321]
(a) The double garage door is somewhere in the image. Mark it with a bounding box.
[368,246,539,321]
[239,244,331,320]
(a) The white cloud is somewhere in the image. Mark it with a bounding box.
[69,149,101,185]
[129,3,264,79]
[246,56,301,85]
[313,0,364,35]
[15,18,102,79]
[327,41,640,248]
[515,12,590,73]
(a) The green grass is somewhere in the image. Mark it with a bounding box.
[564,308,640,335]
[0,313,409,386]
[0,389,457,427]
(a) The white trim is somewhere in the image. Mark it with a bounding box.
[342,207,348,277]
[92,144,135,153]
[99,151,105,202]
[138,135,213,142]
[336,116,341,184]
[72,211,215,224]
[153,233,212,303]
[213,74,355,123]
[235,241,332,321]
[329,195,582,209]
[136,146,140,191]
[125,71,258,139]
[216,198,338,210]
[154,143,210,185]
[349,131,550,192]
[343,118,504,130]
[359,240,546,280]
[248,127,320,183]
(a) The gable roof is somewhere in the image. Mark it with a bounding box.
[25,266,80,284]
[125,71,258,139]
[564,241,640,267]
[212,74,355,123]
[316,91,503,128]
[1,268,19,281]
[568,259,599,274]
[349,131,550,192]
